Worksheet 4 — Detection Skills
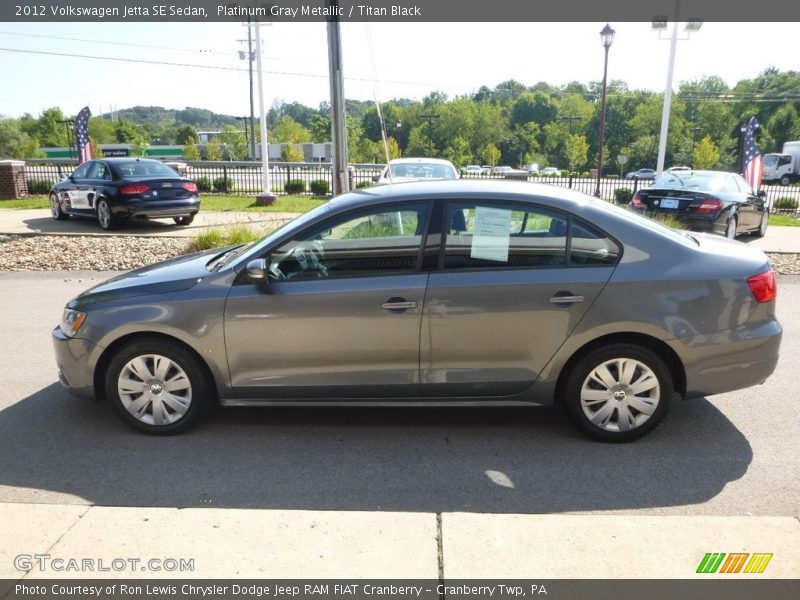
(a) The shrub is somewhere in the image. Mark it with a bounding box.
[27,179,52,195]
[310,179,330,196]
[285,179,307,194]
[195,177,211,193]
[581,171,590,178]
[356,180,373,189]
[560,170,569,177]
[607,174,619,179]
[614,188,633,205]
[773,197,799,210]
[212,177,233,193]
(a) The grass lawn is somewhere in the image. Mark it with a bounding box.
[0,194,327,213]
[769,213,800,227]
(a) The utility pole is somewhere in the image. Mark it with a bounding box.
[420,113,439,156]
[253,15,275,204]
[238,17,257,160]
[559,115,582,134]
[327,0,349,195]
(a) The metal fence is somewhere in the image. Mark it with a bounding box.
[22,160,800,214]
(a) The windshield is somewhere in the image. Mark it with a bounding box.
[652,172,728,191]
[762,155,778,168]
[390,163,456,178]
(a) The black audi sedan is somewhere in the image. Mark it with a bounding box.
[49,158,201,230]
[631,170,768,239]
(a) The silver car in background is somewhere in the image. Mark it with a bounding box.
[53,180,781,442]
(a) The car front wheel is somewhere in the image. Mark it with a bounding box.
[563,343,673,442]
[50,192,69,220]
[106,339,213,434]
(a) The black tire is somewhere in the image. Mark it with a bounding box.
[780,175,791,186]
[96,198,118,231]
[174,215,194,226]
[105,338,214,435]
[752,210,769,238]
[563,343,673,443]
[725,215,738,239]
[50,192,69,220]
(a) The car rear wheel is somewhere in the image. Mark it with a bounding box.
[50,192,69,220]
[725,215,738,239]
[174,215,194,226]
[96,199,118,231]
[563,343,672,442]
[780,175,791,186]
[753,210,769,238]
[106,339,213,434]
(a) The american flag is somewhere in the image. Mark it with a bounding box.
[75,106,93,164]
[742,116,763,192]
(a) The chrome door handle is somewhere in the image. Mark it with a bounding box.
[549,295,584,304]
[382,300,417,311]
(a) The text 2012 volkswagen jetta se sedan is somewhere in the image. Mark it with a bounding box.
[52,180,781,442]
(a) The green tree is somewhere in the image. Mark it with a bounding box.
[218,125,248,160]
[205,137,223,161]
[0,118,41,158]
[766,104,800,151]
[182,138,200,161]
[272,115,311,143]
[281,143,305,162]
[130,136,149,157]
[309,114,331,142]
[31,107,70,147]
[564,134,589,173]
[444,136,472,167]
[482,143,501,166]
[693,135,721,169]
[87,117,116,144]
[175,124,199,145]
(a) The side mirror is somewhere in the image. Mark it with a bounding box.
[757,190,766,198]
[245,258,268,285]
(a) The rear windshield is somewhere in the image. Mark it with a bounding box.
[390,163,456,179]
[112,161,180,178]
[653,172,727,191]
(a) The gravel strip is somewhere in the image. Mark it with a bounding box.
[1,233,800,274]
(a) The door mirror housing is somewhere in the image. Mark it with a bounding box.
[246,258,268,285]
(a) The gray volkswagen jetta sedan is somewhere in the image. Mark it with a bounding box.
[52,180,782,442]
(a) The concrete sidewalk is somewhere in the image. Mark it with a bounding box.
[1,502,798,579]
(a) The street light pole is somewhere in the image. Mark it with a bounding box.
[594,24,615,198]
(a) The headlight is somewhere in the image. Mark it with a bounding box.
[60,308,87,337]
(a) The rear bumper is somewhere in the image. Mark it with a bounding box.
[118,196,200,220]
[52,326,97,400]
[667,319,782,398]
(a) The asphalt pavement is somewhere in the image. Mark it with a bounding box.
[0,270,798,579]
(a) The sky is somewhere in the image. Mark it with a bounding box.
[0,21,797,119]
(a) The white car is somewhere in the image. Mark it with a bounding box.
[491,166,514,175]
[375,158,459,185]
[541,167,561,176]
[462,165,483,176]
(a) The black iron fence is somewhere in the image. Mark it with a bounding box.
[22,160,800,214]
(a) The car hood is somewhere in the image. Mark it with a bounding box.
[67,247,224,309]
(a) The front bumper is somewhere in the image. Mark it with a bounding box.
[52,326,97,400]
[668,319,782,398]
[118,196,200,220]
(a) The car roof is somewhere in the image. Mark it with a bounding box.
[329,179,604,214]
[95,157,166,163]
[387,157,455,166]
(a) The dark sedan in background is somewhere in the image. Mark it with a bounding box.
[49,158,200,230]
[631,170,768,239]
[53,180,781,443]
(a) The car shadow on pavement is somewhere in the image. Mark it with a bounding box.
[22,216,180,235]
[0,383,752,513]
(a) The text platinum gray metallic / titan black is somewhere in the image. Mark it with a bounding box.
[52,180,782,442]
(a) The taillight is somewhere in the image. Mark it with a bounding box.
[747,270,777,303]
[120,184,150,195]
[631,192,645,209]
[695,198,723,214]
[182,182,198,193]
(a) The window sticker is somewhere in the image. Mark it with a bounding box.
[470,206,511,262]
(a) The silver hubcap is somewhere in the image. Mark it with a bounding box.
[50,195,59,218]
[580,358,660,433]
[98,202,110,228]
[118,354,192,426]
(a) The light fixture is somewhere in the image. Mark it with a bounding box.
[685,19,703,31]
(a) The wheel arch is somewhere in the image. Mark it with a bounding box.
[554,332,687,404]
[93,331,219,403]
